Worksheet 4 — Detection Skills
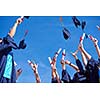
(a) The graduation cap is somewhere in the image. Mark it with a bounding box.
[24,16,30,19]
[81,21,86,30]
[19,39,27,49]
[72,16,81,28]
[62,28,70,40]
[18,30,28,49]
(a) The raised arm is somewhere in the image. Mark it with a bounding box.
[65,60,79,72]
[48,56,61,83]
[78,43,92,61]
[89,35,100,58]
[71,50,79,60]
[48,48,62,83]
[60,60,66,70]
[52,57,61,83]
[80,50,87,67]
[16,68,22,80]
[28,60,41,83]
[8,17,23,38]
[71,50,84,73]
[61,49,66,70]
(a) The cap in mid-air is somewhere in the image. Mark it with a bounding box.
[62,27,70,40]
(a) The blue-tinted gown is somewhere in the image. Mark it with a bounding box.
[0,35,18,83]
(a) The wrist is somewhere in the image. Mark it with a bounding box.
[14,22,19,27]
[93,41,98,46]
[69,62,71,65]
[65,60,70,65]
[62,64,65,68]
[16,18,22,25]
[94,44,98,47]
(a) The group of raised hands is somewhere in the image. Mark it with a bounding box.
[26,33,100,83]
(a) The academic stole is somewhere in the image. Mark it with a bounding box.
[3,54,13,79]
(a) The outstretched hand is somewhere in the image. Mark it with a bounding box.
[78,42,84,51]
[60,60,65,65]
[92,37,98,45]
[89,35,98,45]
[16,17,23,25]
[32,64,38,71]
[71,50,78,58]
[65,60,70,65]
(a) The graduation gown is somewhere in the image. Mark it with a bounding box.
[72,59,87,83]
[86,58,99,83]
[0,35,18,83]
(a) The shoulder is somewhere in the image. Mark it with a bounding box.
[3,34,14,43]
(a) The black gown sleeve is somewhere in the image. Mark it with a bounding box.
[3,35,18,49]
[76,59,84,73]
[0,43,11,52]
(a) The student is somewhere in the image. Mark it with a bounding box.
[65,59,86,83]
[48,48,62,83]
[61,49,86,83]
[71,50,87,83]
[65,60,80,72]
[49,57,61,83]
[60,49,71,83]
[88,35,100,82]
[71,50,84,73]
[60,49,81,83]
[60,59,71,83]
[78,41,99,83]
[28,60,41,83]
[0,17,24,83]
[88,35,100,66]
[89,35,100,58]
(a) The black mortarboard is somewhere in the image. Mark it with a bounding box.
[19,39,27,49]
[81,21,86,30]
[62,28,70,40]
[24,16,30,19]
[72,16,81,28]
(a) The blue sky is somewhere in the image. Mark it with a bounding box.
[0,16,100,83]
